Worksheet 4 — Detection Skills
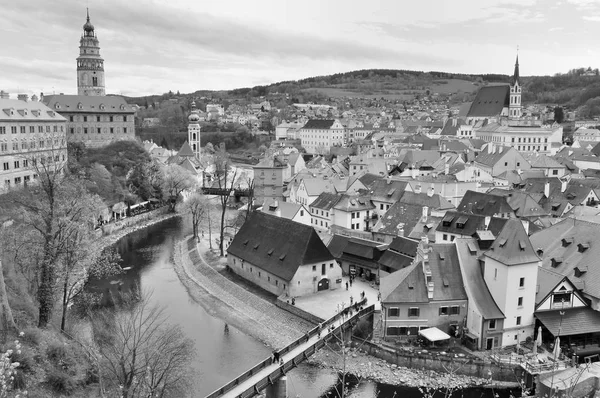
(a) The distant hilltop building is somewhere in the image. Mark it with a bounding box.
[42,9,136,148]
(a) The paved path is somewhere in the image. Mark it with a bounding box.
[176,236,313,348]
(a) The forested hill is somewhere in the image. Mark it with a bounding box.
[126,67,600,118]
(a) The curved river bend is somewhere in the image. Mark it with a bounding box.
[87,217,518,398]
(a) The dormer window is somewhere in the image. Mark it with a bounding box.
[519,240,526,251]
[551,257,563,267]
[498,238,507,248]
[100,103,105,110]
[561,238,573,247]
[578,243,590,253]
[536,248,544,256]
[253,243,260,250]
[574,266,587,277]
[55,103,60,109]
[442,214,454,227]
[77,103,83,110]
[243,239,249,246]
[551,203,560,211]
[267,249,274,256]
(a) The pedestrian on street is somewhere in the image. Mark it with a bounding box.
[349,278,353,287]
[377,291,381,301]
[345,282,349,290]
[273,351,279,364]
[361,291,365,299]
[318,323,322,337]
[350,296,353,305]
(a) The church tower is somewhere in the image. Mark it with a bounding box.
[509,54,522,119]
[77,9,106,96]
[188,101,201,160]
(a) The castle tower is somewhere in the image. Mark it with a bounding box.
[77,9,106,96]
[509,54,521,119]
[188,101,201,160]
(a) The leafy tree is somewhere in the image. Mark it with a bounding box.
[160,164,196,212]
[554,106,565,123]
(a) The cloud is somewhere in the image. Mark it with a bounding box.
[583,15,600,21]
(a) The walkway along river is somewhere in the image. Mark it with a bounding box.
[86,216,521,398]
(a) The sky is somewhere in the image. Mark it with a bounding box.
[1,0,599,97]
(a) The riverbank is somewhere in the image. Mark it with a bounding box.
[97,208,180,249]
[306,345,521,390]
[172,236,314,349]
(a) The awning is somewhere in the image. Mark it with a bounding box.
[535,308,600,337]
[419,327,451,342]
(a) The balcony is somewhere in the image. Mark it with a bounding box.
[364,213,379,222]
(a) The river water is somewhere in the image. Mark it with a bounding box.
[87,217,518,398]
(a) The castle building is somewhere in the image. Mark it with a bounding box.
[0,93,68,192]
[77,9,105,96]
[188,101,201,159]
[42,10,136,148]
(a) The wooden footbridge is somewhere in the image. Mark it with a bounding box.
[205,303,375,398]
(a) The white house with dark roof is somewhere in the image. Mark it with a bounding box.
[480,218,539,345]
[473,144,530,177]
[298,119,345,155]
[227,212,341,297]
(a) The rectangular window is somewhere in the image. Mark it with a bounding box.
[83,116,87,122]
[110,116,114,122]
[97,127,101,134]
[0,143,6,152]
[110,128,114,134]
[23,160,28,167]
[97,116,101,122]
[14,177,21,185]
[69,116,74,122]
[13,161,19,169]
[123,116,127,122]
[20,126,25,134]
[386,326,399,336]
[84,128,88,134]
[516,316,521,325]
[439,306,449,316]
[38,126,43,133]
[70,128,75,134]
[123,127,127,134]
[2,162,8,171]
[519,277,525,287]
[11,126,17,134]
[450,306,460,315]
[53,125,57,132]
[0,127,5,134]
[408,307,420,317]
[29,126,34,133]
[312,265,316,271]
[517,297,523,307]
[387,308,399,317]
[489,319,496,329]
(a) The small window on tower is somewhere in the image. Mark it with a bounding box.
[92,77,98,86]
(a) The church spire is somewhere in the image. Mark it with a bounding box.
[512,54,520,86]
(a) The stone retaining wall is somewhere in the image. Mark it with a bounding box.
[275,297,325,325]
[354,338,519,382]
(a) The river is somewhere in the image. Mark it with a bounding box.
[87,217,519,398]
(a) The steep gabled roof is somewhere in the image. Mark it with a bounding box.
[177,141,195,157]
[310,192,342,210]
[399,191,455,211]
[369,179,409,203]
[457,191,514,217]
[436,211,507,237]
[455,238,504,320]
[484,218,539,266]
[474,145,519,168]
[227,212,334,281]
[467,85,510,118]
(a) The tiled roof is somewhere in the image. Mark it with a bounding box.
[388,236,419,257]
[535,267,565,306]
[369,179,409,203]
[327,235,387,268]
[457,191,514,217]
[467,85,509,117]
[372,202,426,237]
[535,308,600,336]
[455,238,504,319]
[484,218,539,266]
[177,141,195,157]
[260,198,304,220]
[301,119,337,129]
[302,178,336,196]
[399,191,455,211]
[381,243,467,303]
[333,194,375,212]
[310,192,342,210]
[227,212,334,281]
[42,95,135,114]
[378,250,415,272]
[435,211,507,237]
[474,146,519,168]
[530,218,600,300]
[523,153,564,169]
[0,98,67,121]
[486,189,549,218]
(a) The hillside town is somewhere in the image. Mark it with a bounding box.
[3,5,600,398]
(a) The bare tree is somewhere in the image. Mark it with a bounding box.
[213,148,238,257]
[0,261,16,340]
[160,164,196,212]
[177,192,207,240]
[89,293,195,398]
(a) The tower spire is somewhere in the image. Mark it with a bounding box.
[86,7,90,22]
[512,50,520,85]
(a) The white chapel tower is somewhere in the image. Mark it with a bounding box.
[509,55,521,119]
[188,101,201,160]
[77,9,106,96]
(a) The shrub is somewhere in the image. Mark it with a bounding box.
[12,368,26,390]
[46,369,77,395]
[46,342,68,363]
[10,348,34,373]
[20,327,43,346]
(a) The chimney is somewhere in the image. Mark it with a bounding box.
[452,118,457,127]
[0,90,9,99]
[411,166,418,179]
[396,223,405,237]
[386,175,392,185]
[30,94,38,102]
[445,163,450,175]
[427,185,434,197]
[484,216,491,230]
[498,146,503,153]
[422,206,428,222]
[487,143,493,154]
[561,179,568,193]
[17,94,28,102]
[415,184,422,194]
[544,181,550,198]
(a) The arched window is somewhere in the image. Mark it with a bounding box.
[192,133,196,140]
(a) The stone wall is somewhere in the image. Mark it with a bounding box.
[354,338,518,382]
[275,296,324,325]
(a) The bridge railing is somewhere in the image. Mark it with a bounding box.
[205,301,373,398]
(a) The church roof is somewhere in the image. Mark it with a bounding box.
[467,85,510,118]
[177,141,195,157]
